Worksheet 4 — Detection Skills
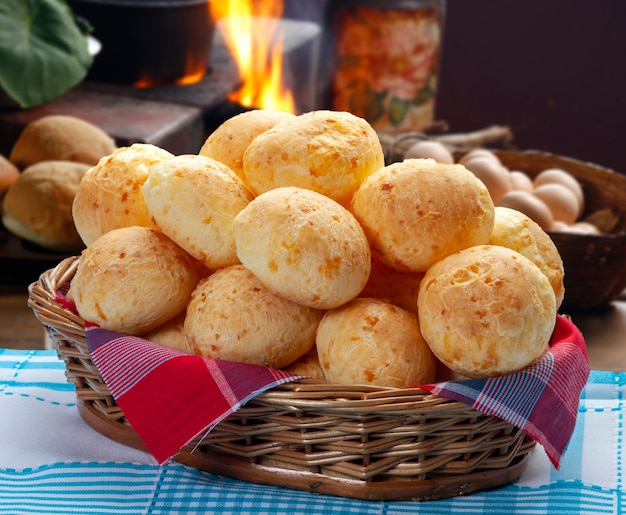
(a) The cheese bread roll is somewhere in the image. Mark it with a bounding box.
[242,110,384,207]
[316,298,437,387]
[185,264,322,369]
[143,154,254,270]
[351,158,495,273]
[418,244,556,378]
[68,226,199,335]
[489,206,565,309]
[233,186,371,310]
[72,143,173,246]
[199,109,296,181]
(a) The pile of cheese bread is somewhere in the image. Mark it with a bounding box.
[6,110,566,386]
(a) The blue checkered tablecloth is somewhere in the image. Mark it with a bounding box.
[0,348,622,514]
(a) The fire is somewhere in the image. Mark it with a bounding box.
[134,65,206,89]
[211,0,296,113]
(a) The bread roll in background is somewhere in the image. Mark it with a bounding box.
[2,160,89,251]
[10,115,117,169]
[199,109,296,181]
[234,186,371,310]
[185,264,322,369]
[0,154,19,196]
[72,143,174,246]
[489,206,565,308]
[418,245,556,378]
[68,226,199,335]
[316,298,437,387]
[242,110,384,207]
[359,253,425,313]
[281,345,326,380]
[143,154,254,270]
[141,311,194,354]
[351,158,495,273]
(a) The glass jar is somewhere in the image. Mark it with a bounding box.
[327,0,445,134]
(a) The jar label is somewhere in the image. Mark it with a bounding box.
[331,6,442,133]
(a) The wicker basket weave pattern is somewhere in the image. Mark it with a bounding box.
[28,256,536,501]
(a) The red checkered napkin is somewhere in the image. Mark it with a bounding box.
[83,323,302,464]
[56,290,588,468]
[421,315,590,468]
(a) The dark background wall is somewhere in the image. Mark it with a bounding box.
[435,0,625,172]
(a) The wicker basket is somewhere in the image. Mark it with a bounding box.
[492,150,626,310]
[28,256,536,502]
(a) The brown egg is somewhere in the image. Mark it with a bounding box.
[533,183,580,225]
[404,140,454,164]
[498,190,554,230]
[509,170,534,192]
[458,148,501,166]
[549,220,571,232]
[533,168,584,217]
[462,157,512,204]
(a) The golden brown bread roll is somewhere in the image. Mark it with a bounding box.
[143,154,254,270]
[242,110,384,207]
[10,115,117,169]
[185,264,322,369]
[68,226,199,335]
[72,143,174,246]
[489,206,565,308]
[199,109,296,181]
[351,158,495,273]
[233,186,371,310]
[417,244,556,378]
[316,297,437,387]
[2,160,89,251]
[0,154,19,196]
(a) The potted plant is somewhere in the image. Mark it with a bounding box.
[0,0,93,109]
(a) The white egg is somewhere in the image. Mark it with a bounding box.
[462,157,512,204]
[533,168,584,217]
[533,183,580,225]
[509,170,534,192]
[498,190,554,230]
[404,140,454,164]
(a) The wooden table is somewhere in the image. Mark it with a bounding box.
[569,300,626,372]
[0,285,47,350]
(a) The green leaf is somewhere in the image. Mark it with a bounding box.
[388,97,410,127]
[413,73,437,106]
[413,85,435,106]
[345,79,385,122]
[365,90,386,122]
[0,0,92,108]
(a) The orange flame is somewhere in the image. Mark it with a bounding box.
[211,0,296,113]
